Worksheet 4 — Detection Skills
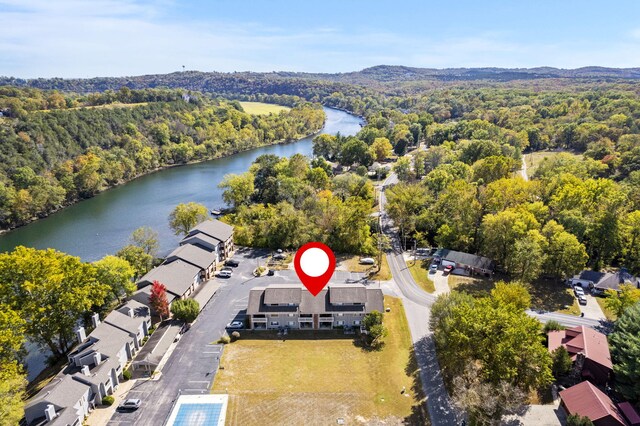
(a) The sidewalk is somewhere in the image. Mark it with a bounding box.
[84,379,137,426]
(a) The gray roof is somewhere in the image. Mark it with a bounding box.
[247,284,384,315]
[438,249,494,271]
[137,260,201,298]
[104,300,149,335]
[578,270,606,283]
[129,286,176,310]
[73,356,120,387]
[50,406,82,426]
[86,323,132,358]
[264,285,302,305]
[594,271,639,291]
[165,244,216,270]
[25,374,89,410]
[187,219,233,242]
[180,233,220,250]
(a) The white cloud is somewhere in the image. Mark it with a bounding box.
[1,0,640,78]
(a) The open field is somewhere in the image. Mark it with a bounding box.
[448,275,581,315]
[524,151,582,178]
[239,101,290,115]
[212,297,428,425]
[407,259,435,293]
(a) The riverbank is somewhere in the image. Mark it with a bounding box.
[0,125,325,236]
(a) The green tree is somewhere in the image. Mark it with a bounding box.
[609,302,640,402]
[472,155,515,184]
[604,284,640,319]
[339,138,373,167]
[393,156,414,182]
[566,414,595,426]
[551,346,573,378]
[219,172,255,208]
[542,221,588,278]
[0,246,109,356]
[130,226,159,256]
[385,183,430,243]
[116,245,153,279]
[371,137,392,161]
[169,202,209,236]
[0,306,25,365]
[312,133,339,161]
[490,281,531,311]
[94,255,136,302]
[362,310,387,348]
[170,298,200,323]
[481,209,539,266]
[506,230,547,282]
[0,361,27,426]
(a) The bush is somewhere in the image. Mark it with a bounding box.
[230,331,240,342]
[566,413,594,426]
[218,335,231,344]
[170,298,200,323]
[122,369,132,381]
[551,346,573,378]
[102,395,115,406]
[148,326,156,335]
[544,320,565,333]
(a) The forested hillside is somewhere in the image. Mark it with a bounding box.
[0,87,324,230]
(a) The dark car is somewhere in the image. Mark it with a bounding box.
[224,259,239,267]
[267,269,275,276]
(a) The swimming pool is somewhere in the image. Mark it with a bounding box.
[165,394,228,426]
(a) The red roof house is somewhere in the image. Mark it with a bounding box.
[560,381,627,426]
[548,325,612,385]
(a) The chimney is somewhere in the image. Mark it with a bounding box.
[76,326,87,343]
[127,307,134,318]
[92,352,102,366]
[91,313,100,328]
[44,404,57,421]
[82,365,91,376]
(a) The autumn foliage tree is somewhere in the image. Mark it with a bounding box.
[149,280,170,321]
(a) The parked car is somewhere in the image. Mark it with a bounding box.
[221,267,233,272]
[267,269,275,276]
[429,264,438,273]
[217,270,232,278]
[118,398,141,411]
[573,285,585,297]
[273,253,287,260]
[224,259,239,267]
[359,257,375,265]
[226,321,244,329]
[443,265,454,273]
[578,294,587,305]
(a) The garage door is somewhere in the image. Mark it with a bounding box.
[441,259,456,268]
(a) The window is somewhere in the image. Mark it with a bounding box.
[336,320,345,326]
[270,321,279,326]
[288,313,295,317]
[354,320,361,325]
[270,314,279,318]
[336,313,344,317]
[288,321,295,326]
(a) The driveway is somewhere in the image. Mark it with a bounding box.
[431,269,450,295]
[579,294,606,320]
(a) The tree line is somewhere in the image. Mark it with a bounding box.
[0,86,324,230]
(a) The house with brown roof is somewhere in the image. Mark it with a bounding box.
[560,381,627,426]
[247,283,384,330]
[548,325,612,385]
[180,219,234,262]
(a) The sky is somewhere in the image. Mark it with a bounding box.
[1,0,640,78]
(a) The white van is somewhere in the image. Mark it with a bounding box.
[359,258,375,265]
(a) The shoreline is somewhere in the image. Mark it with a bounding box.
[0,127,325,236]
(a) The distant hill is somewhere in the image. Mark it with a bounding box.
[2,65,640,95]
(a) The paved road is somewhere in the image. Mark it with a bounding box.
[379,174,460,426]
[108,248,272,426]
[526,310,613,333]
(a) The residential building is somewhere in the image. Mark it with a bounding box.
[548,325,612,385]
[24,375,92,426]
[103,300,151,350]
[434,249,495,276]
[247,283,384,330]
[570,269,639,295]
[164,243,217,279]
[560,381,627,426]
[137,259,202,301]
[180,219,234,261]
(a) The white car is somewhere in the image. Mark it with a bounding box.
[226,321,244,329]
[118,398,141,410]
[217,270,232,278]
[359,257,375,265]
[573,285,585,297]
[429,264,438,273]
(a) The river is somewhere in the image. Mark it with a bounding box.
[0,107,362,381]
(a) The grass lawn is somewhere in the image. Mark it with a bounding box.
[524,151,582,178]
[448,274,495,297]
[407,259,435,293]
[339,254,392,281]
[212,297,428,425]
[371,254,392,281]
[595,296,617,321]
[239,101,290,115]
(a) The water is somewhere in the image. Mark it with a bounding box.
[0,107,361,381]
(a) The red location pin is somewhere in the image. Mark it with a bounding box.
[294,242,336,296]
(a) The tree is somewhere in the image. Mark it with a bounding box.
[0,306,25,365]
[130,226,159,256]
[371,137,392,161]
[0,361,27,426]
[566,414,595,426]
[339,138,373,167]
[116,245,153,279]
[94,255,136,302]
[506,230,547,283]
[385,183,430,243]
[551,346,573,378]
[169,202,209,236]
[543,320,565,333]
[219,172,255,208]
[312,133,339,161]
[490,281,531,311]
[170,299,200,323]
[605,284,640,319]
[0,246,109,356]
[609,302,640,402]
[542,221,588,278]
[481,209,539,266]
[362,310,387,347]
[149,280,170,321]
[393,156,414,182]
[472,155,515,184]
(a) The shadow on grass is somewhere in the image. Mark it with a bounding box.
[351,335,385,352]
[233,329,356,341]
[404,345,431,425]
[528,278,575,312]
